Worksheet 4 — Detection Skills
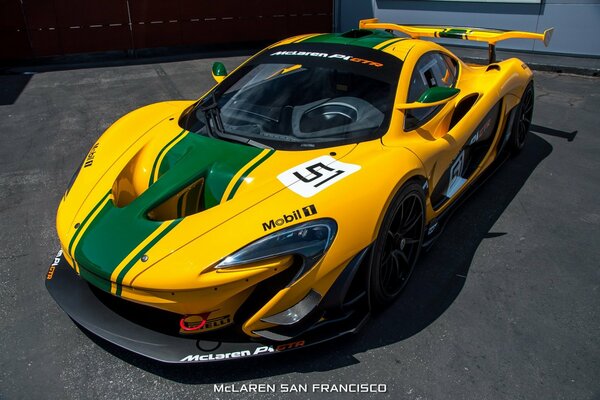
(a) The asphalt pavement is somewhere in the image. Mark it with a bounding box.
[0,52,598,400]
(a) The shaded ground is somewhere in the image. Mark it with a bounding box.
[0,55,598,400]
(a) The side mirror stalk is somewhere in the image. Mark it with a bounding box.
[397,87,460,110]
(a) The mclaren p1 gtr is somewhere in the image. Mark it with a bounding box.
[46,19,553,363]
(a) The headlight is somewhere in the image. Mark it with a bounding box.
[215,218,337,282]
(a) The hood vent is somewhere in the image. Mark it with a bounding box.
[112,149,146,209]
[112,129,270,221]
[147,177,205,221]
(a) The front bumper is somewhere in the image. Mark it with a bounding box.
[46,252,370,363]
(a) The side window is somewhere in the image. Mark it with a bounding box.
[405,53,458,131]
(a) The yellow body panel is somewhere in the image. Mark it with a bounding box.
[56,22,542,338]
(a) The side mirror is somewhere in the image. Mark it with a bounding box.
[212,62,228,83]
[397,87,460,110]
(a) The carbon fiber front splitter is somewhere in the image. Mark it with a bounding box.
[45,253,369,363]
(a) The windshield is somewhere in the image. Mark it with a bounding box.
[179,43,402,150]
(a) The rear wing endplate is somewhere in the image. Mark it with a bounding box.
[359,18,553,63]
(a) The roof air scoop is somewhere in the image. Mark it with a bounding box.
[341,29,373,39]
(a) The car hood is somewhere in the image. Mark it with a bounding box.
[61,109,358,288]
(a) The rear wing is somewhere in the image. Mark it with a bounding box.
[359,18,553,63]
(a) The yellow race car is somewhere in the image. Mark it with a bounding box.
[46,19,553,363]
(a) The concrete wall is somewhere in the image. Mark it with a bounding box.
[336,0,600,56]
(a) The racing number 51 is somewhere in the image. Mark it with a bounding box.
[293,162,345,188]
[278,155,361,198]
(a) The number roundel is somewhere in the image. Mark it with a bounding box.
[278,156,361,198]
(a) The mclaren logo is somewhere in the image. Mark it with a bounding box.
[270,51,383,67]
[180,341,305,362]
[262,205,317,231]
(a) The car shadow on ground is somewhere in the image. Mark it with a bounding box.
[83,133,554,383]
[0,73,33,106]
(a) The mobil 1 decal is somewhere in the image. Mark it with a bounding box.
[262,205,317,231]
[278,156,361,198]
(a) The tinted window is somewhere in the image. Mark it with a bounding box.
[405,53,458,131]
[179,43,403,150]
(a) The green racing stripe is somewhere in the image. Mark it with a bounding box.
[67,190,111,259]
[227,149,274,201]
[377,38,406,50]
[149,129,187,186]
[71,133,266,293]
[114,219,181,296]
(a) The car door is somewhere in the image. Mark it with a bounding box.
[400,51,503,211]
[400,51,474,210]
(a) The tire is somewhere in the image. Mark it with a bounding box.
[510,81,534,153]
[369,182,425,308]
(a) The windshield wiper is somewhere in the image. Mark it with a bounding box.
[217,130,273,149]
[197,92,272,149]
[198,91,225,137]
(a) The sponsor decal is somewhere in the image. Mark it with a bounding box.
[469,131,479,146]
[180,340,304,362]
[52,249,63,266]
[197,315,232,332]
[427,221,439,236]
[481,116,493,135]
[271,50,329,58]
[47,249,63,280]
[270,51,383,67]
[262,205,317,231]
[83,142,99,168]
[181,350,251,362]
[278,156,361,198]
[449,151,465,182]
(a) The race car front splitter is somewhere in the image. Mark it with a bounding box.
[45,252,369,363]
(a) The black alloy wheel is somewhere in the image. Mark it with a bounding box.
[511,82,535,152]
[370,182,425,307]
